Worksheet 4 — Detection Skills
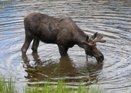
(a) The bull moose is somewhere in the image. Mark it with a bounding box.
[21,13,106,62]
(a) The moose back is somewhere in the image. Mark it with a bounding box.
[21,13,106,62]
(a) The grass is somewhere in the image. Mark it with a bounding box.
[25,81,104,93]
[0,77,103,93]
[0,78,16,93]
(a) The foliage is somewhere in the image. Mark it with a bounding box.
[25,81,103,93]
[0,77,16,93]
[0,77,103,93]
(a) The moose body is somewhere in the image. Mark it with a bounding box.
[21,13,105,62]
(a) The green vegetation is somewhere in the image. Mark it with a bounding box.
[0,77,103,93]
[25,81,103,93]
[0,78,16,93]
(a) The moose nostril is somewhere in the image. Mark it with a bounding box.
[101,55,104,60]
[100,55,104,62]
[96,54,104,62]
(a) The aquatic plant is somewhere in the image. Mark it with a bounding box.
[0,77,103,93]
[25,81,103,93]
[0,77,16,93]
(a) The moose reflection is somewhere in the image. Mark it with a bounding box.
[22,53,103,83]
[22,53,77,81]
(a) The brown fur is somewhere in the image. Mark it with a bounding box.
[21,13,104,62]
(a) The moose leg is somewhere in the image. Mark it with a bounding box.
[58,45,69,56]
[21,32,33,54]
[32,38,39,53]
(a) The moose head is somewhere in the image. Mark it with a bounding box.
[82,32,106,62]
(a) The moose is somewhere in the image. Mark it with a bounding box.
[21,13,106,62]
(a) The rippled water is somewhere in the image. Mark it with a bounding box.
[0,0,131,93]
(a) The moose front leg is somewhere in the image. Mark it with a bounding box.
[58,45,69,56]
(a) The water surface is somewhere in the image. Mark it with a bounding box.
[0,0,131,93]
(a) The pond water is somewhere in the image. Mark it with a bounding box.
[0,0,131,93]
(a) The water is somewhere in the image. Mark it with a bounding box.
[0,0,131,93]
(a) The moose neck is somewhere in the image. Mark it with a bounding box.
[74,30,87,48]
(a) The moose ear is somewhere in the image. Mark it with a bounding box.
[91,32,98,39]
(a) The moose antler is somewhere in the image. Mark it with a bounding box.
[81,32,106,46]
[91,32,106,43]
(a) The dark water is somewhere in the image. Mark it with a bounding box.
[0,0,131,93]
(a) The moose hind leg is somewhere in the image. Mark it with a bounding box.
[32,38,39,53]
[21,32,33,54]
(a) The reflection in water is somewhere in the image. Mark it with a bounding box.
[22,53,103,84]
[22,53,76,81]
